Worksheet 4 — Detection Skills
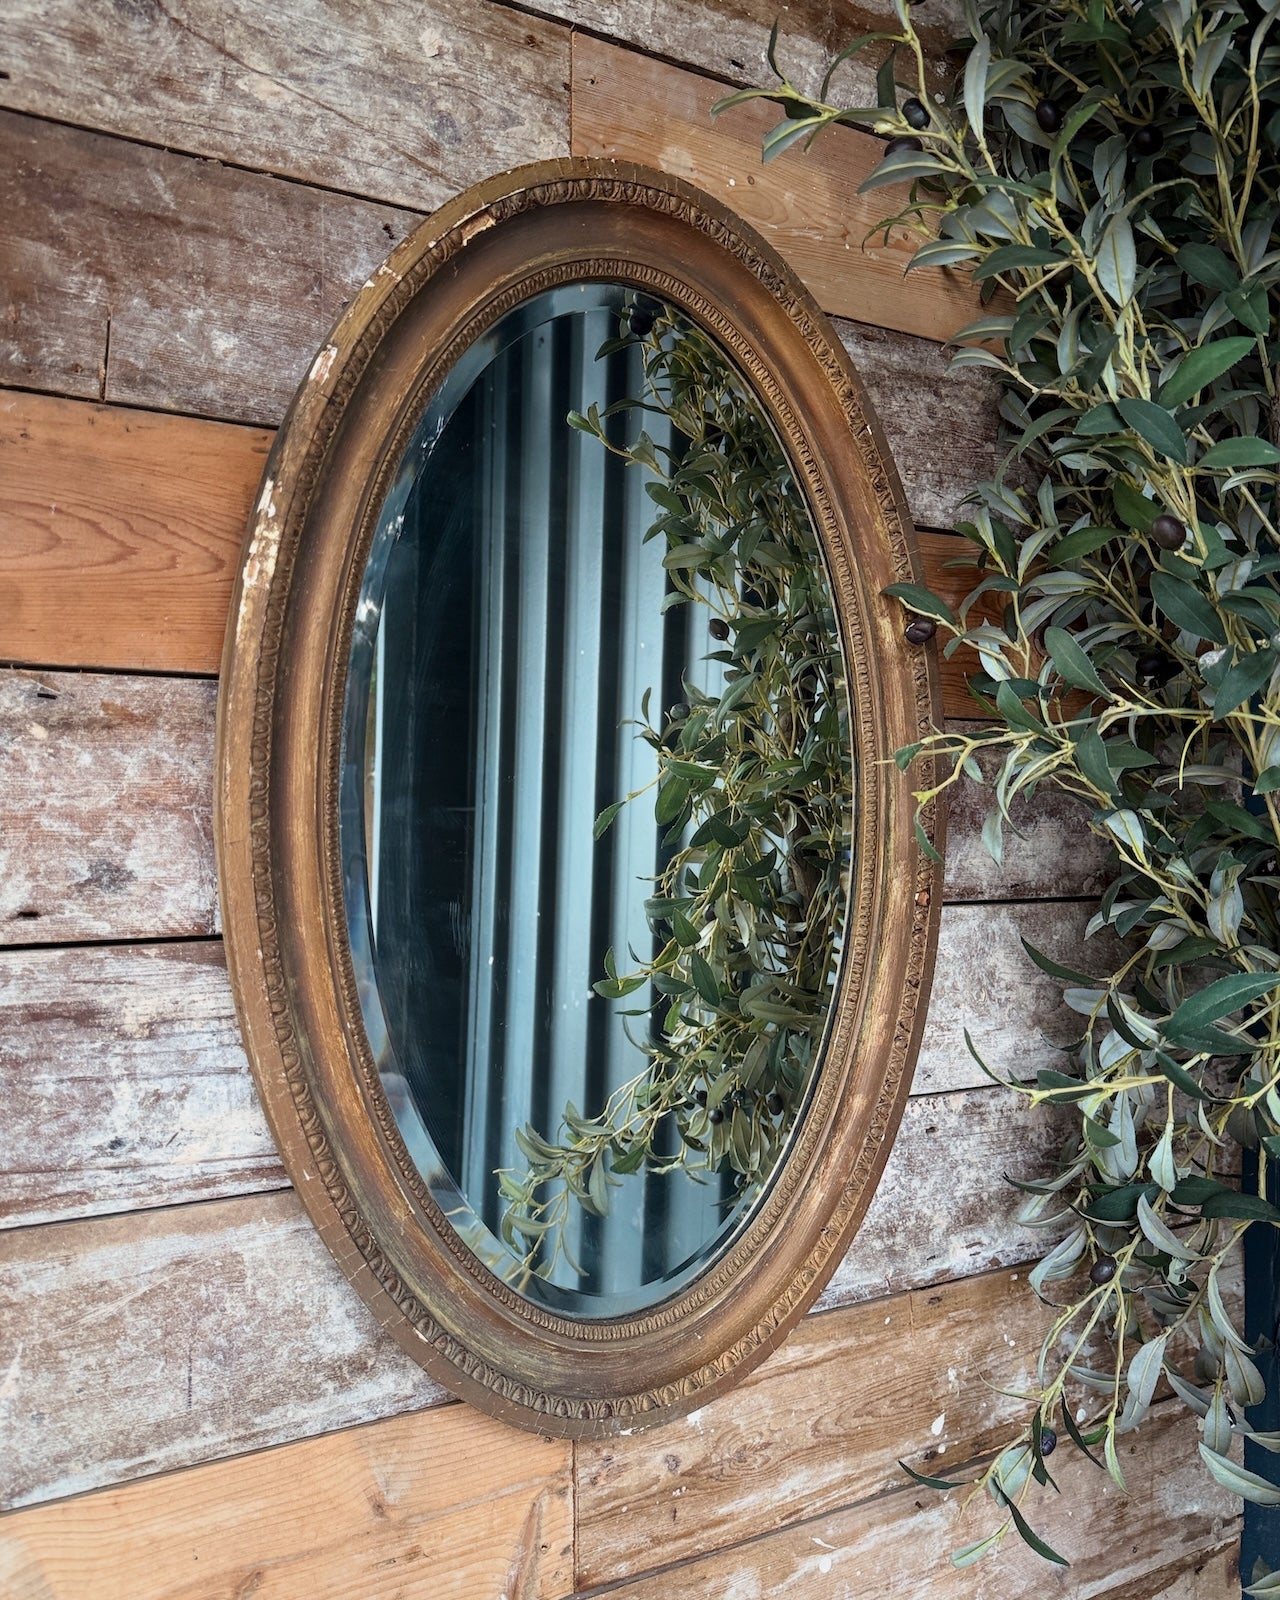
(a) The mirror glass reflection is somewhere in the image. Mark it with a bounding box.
[340,284,854,1317]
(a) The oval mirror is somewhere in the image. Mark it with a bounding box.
[217,160,942,1435]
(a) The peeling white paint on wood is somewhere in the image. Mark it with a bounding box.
[0,670,219,944]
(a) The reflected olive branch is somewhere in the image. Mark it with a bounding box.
[496,303,852,1280]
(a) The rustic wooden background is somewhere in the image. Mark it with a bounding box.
[0,3,1239,1595]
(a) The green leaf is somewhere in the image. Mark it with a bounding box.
[1226,283,1271,336]
[882,582,958,626]
[688,952,721,1007]
[1176,243,1240,292]
[1115,397,1188,464]
[1074,402,1125,436]
[1153,1051,1208,1102]
[1060,1399,1107,1470]
[1213,649,1276,720]
[1096,213,1136,304]
[594,799,625,839]
[1021,938,1100,986]
[859,148,952,190]
[1081,1182,1157,1222]
[899,1459,967,1491]
[1160,337,1256,409]
[963,34,991,135]
[1199,437,1280,469]
[906,238,985,272]
[1036,1069,1095,1103]
[1112,480,1156,532]
[972,244,1064,281]
[1150,572,1228,645]
[997,1493,1069,1567]
[1044,626,1110,697]
[762,116,828,162]
[1049,525,1120,564]
[995,680,1045,734]
[1199,1444,1280,1505]
[951,1529,1006,1568]
[1166,972,1280,1035]
[1200,1190,1280,1224]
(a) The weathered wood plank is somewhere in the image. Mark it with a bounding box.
[0,1404,573,1600]
[0,1,569,216]
[574,1265,1049,1587]
[0,648,1099,946]
[839,323,1001,533]
[571,36,982,346]
[0,1190,447,1509]
[0,893,1082,1228]
[819,1086,1073,1311]
[939,719,1111,904]
[917,899,1096,1096]
[584,1404,1235,1597]
[0,942,282,1228]
[0,1087,1066,1504]
[0,342,997,672]
[0,392,270,673]
[532,0,963,104]
[0,110,418,424]
[0,670,218,945]
[1099,1545,1239,1600]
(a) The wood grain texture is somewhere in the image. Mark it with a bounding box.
[917,899,1096,1096]
[0,1404,573,1600]
[0,110,418,424]
[579,1273,1241,1587]
[584,1405,1235,1598]
[0,1189,447,1510]
[0,392,270,673]
[0,941,282,1228]
[0,1088,1065,1505]
[0,670,218,945]
[1099,1545,1239,1600]
[527,0,962,102]
[818,1086,1074,1310]
[0,0,569,215]
[0,665,1097,948]
[0,368,997,675]
[838,323,1001,533]
[575,1265,1050,1587]
[571,36,982,346]
[0,893,1083,1229]
[939,717,1111,904]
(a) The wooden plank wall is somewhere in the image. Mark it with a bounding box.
[0,6,1237,1596]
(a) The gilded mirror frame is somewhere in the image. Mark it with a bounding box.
[216,158,943,1437]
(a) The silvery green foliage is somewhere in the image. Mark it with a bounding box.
[724,0,1280,1567]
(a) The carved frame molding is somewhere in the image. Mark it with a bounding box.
[215,158,943,1438]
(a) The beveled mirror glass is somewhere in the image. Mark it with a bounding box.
[340,283,850,1315]
[217,160,941,1435]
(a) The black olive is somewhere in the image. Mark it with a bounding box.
[884,135,923,156]
[1039,1428,1058,1457]
[1135,650,1169,684]
[694,1088,707,1107]
[904,616,937,644]
[1089,1255,1117,1285]
[1132,124,1163,157]
[709,617,730,640]
[1150,513,1186,550]
[766,1091,785,1116]
[902,97,929,130]
[708,1105,725,1125]
[628,308,656,338]
[1035,98,1063,133]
